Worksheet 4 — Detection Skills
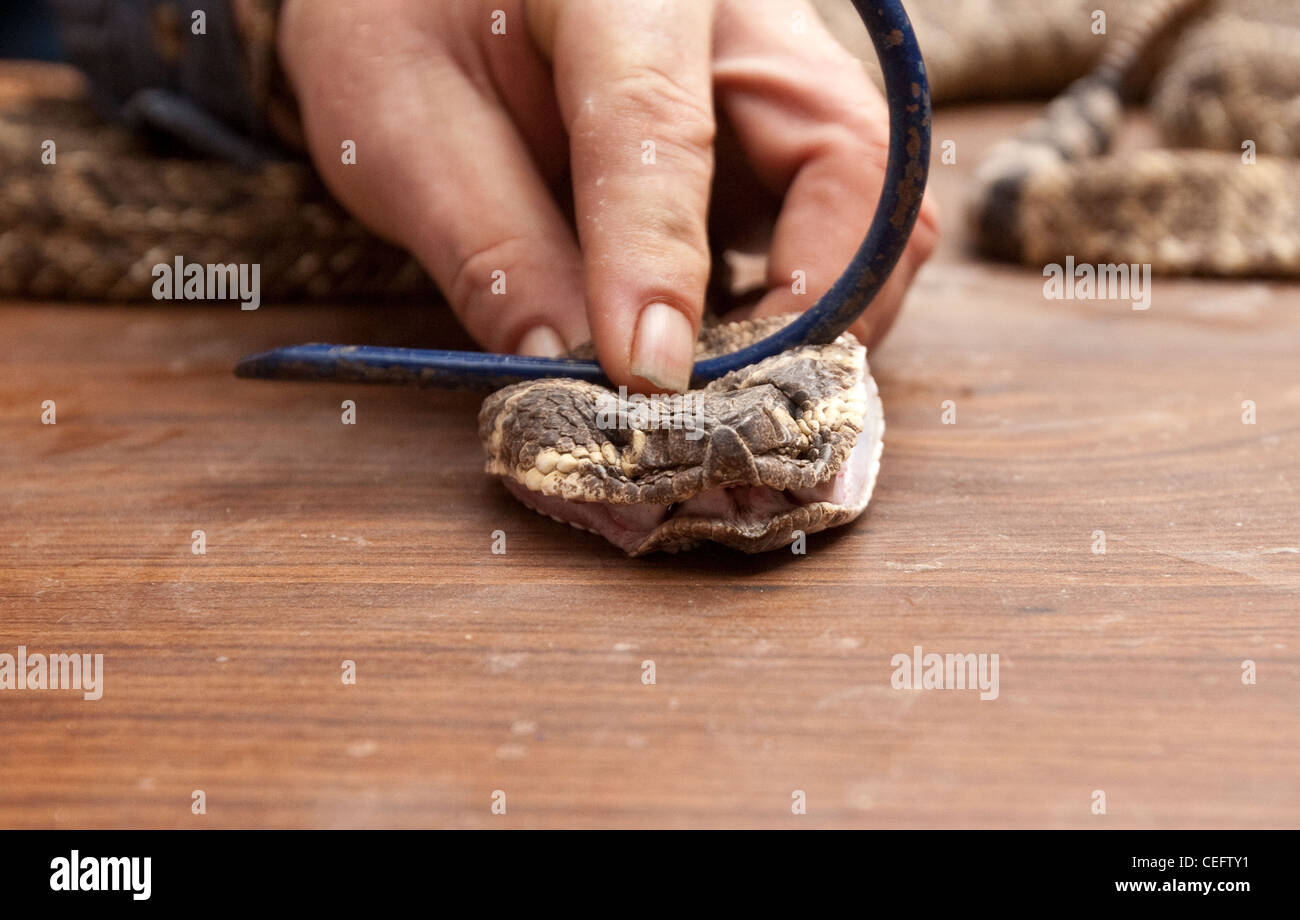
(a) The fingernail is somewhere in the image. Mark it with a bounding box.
[630,301,694,392]
[517,326,566,358]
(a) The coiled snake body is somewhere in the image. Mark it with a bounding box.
[825,0,1300,274]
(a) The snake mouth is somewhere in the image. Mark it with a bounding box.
[499,422,882,556]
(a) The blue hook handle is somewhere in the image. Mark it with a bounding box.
[235,0,930,390]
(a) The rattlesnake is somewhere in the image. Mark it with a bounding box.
[479,315,883,555]
[820,0,1300,274]
[3,0,1296,553]
[497,0,1300,553]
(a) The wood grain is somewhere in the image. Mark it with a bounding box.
[1,105,1297,828]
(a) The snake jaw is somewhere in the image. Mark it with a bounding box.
[479,319,885,555]
[497,423,883,555]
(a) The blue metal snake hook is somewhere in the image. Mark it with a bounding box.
[235,0,931,390]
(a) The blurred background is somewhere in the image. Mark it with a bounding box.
[0,2,62,61]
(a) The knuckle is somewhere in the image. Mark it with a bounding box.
[446,235,530,317]
[638,200,711,269]
[591,64,716,163]
[834,124,891,175]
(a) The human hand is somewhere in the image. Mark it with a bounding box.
[278,0,939,392]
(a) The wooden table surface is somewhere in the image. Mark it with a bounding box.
[2,106,1297,829]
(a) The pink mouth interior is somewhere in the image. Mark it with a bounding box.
[501,433,876,553]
